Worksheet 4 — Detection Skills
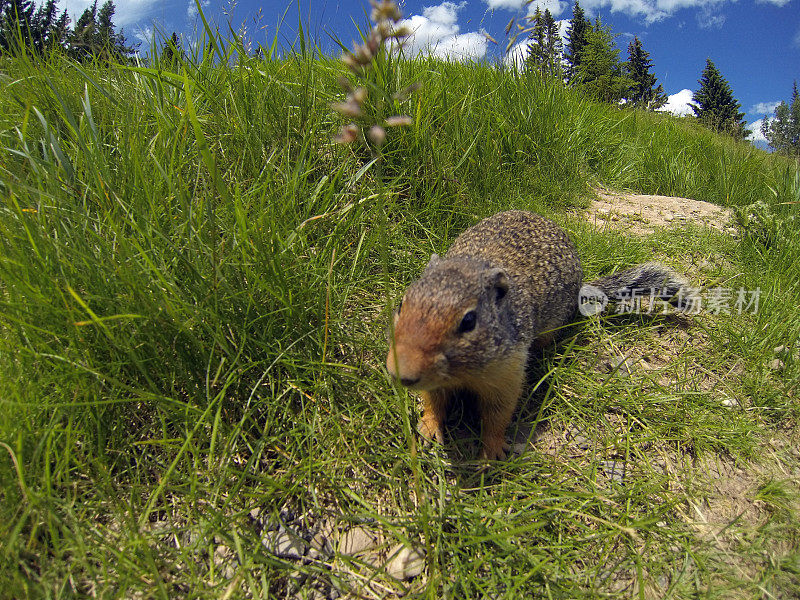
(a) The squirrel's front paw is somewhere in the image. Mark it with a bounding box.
[480,436,511,461]
[417,416,445,445]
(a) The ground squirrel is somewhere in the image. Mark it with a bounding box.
[386,210,691,460]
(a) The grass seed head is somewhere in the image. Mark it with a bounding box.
[385,115,413,127]
[331,101,362,118]
[370,0,403,23]
[333,123,360,144]
[368,125,387,146]
[333,0,419,149]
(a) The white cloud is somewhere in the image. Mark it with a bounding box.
[486,0,794,26]
[134,26,154,47]
[398,2,488,61]
[484,0,528,9]
[526,0,569,16]
[188,1,211,19]
[659,89,695,116]
[504,39,530,67]
[504,19,569,67]
[582,0,667,23]
[484,0,568,16]
[483,0,793,29]
[750,101,780,116]
[58,0,161,27]
[695,4,725,28]
[434,31,490,60]
[747,119,768,143]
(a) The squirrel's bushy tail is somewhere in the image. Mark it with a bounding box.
[587,262,696,311]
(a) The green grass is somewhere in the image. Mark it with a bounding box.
[1,21,800,599]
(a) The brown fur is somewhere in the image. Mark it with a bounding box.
[386,210,690,460]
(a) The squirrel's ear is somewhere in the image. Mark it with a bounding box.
[486,268,509,302]
[423,253,441,272]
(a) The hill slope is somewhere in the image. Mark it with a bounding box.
[1,41,799,598]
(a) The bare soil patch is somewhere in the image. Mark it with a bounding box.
[587,189,737,236]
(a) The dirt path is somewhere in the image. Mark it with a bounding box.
[579,189,800,596]
[586,189,737,236]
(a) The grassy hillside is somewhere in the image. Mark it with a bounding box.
[1,24,799,599]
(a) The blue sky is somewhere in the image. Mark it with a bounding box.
[58,0,798,142]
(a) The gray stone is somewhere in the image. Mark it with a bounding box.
[384,544,425,580]
[602,355,634,376]
[309,519,336,555]
[769,358,786,372]
[568,429,590,450]
[599,460,625,484]
[262,527,307,559]
[213,545,236,579]
[337,526,380,555]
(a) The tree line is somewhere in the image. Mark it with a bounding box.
[0,0,133,60]
[522,2,756,143]
[522,3,667,110]
[761,83,800,157]
[2,0,796,155]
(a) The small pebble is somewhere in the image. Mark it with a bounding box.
[263,528,308,559]
[599,460,625,484]
[769,358,786,372]
[384,544,425,580]
[571,434,590,450]
[602,356,633,376]
[213,545,236,579]
[337,526,380,555]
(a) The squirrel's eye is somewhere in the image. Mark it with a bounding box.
[457,310,477,333]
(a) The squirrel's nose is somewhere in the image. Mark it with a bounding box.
[386,345,423,387]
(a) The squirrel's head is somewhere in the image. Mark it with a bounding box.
[386,255,511,390]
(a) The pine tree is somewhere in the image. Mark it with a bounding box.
[97,0,116,53]
[793,82,800,150]
[51,8,69,49]
[526,8,563,78]
[160,31,183,66]
[691,59,746,139]
[69,1,97,59]
[624,36,667,110]
[68,1,132,61]
[0,0,35,51]
[564,1,590,83]
[542,9,563,78]
[0,0,9,49]
[525,7,546,72]
[31,0,56,53]
[761,82,800,156]
[575,18,632,103]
